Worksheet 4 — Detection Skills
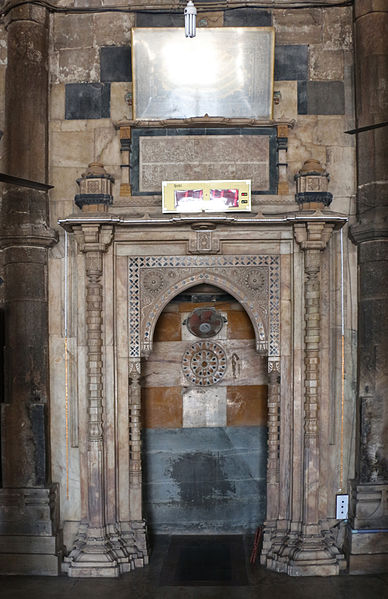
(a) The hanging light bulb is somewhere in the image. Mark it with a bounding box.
[185,0,197,38]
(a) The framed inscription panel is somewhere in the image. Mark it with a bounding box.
[129,127,277,196]
[132,28,275,120]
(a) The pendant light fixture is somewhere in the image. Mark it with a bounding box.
[185,1,197,38]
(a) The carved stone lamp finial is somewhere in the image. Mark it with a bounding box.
[294,159,332,210]
[75,162,114,213]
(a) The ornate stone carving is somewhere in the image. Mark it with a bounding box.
[128,358,142,497]
[189,230,220,254]
[130,255,279,358]
[182,341,227,386]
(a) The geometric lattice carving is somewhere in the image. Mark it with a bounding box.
[182,341,227,386]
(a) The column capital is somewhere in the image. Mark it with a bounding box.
[3,1,48,28]
[73,224,114,254]
[294,219,335,252]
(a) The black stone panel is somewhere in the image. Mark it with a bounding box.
[224,8,272,26]
[100,46,132,82]
[136,12,183,27]
[306,81,345,115]
[274,45,308,81]
[65,83,110,120]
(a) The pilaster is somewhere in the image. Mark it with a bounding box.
[65,224,120,577]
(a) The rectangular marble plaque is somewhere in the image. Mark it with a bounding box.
[132,28,275,120]
[138,134,270,193]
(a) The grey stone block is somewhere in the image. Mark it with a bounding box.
[100,46,132,83]
[224,8,272,26]
[275,45,308,81]
[65,83,110,120]
[306,81,345,115]
[136,12,183,27]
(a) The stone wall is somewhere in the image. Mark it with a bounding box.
[47,4,355,218]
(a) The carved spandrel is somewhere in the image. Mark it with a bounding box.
[136,260,272,357]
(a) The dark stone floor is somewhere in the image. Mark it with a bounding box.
[1,535,387,598]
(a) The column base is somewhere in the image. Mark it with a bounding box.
[64,521,149,577]
[64,524,120,578]
[262,522,345,576]
[0,485,62,575]
[346,482,388,574]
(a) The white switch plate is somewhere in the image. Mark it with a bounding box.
[336,494,349,519]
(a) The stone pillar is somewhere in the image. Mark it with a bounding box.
[0,1,60,575]
[348,0,388,574]
[65,223,122,577]
[288,220,342,576]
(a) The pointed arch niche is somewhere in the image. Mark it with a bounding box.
[127,254,281,538]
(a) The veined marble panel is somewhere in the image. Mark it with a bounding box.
[182,387,227,428]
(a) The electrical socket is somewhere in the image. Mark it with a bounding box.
[336,494,349,519]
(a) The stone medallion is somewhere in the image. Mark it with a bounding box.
[182,341,227,386]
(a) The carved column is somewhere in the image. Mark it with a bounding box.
[348,0,388,574]
[0,1,60,575]
[120,359,148,568]
[289,220,342,575]
[261,361,282,563]
[66,224,120,577]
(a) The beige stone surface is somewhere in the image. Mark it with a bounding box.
[50,84,65,121]
[50,129,95,167]
[309,48,344,80]
[273,81,298,121]
[58,47,99,83]
[273,9,323,45]
[322,7,353,50]
[94,13,134,46]
[315,116,355,147]
[54,14,94,50]
[111,82,131,121]
[49,166,84,201]
[326,146,356,197]
[94,125,121,166]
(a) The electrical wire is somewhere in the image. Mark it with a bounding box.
[64,231,69,501]
[339,227,345,493]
